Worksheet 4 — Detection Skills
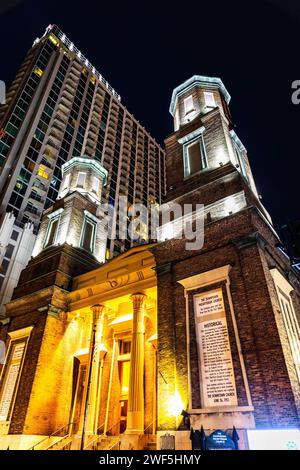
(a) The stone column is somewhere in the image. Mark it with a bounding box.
[84,304,106,438]
[126,293,146,434]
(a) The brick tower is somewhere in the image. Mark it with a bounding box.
[152,75,300,449]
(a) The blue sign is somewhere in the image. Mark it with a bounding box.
[206,429,236,450]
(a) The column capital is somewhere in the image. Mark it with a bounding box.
[91,304,106,321]
[130,292,147,310]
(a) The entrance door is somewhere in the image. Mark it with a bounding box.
[119,360,130,433]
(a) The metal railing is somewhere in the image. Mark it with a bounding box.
[36,25,121,102]
[83,420,121,450]
[28,421,74,450]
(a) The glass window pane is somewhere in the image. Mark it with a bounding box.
[46,218,58,247]
[188,141,202,174]
[82,221,94,251]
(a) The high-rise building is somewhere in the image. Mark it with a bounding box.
[0,74,299,450]
[0,24,166,313]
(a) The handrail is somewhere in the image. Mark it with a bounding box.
[106,419,157,451]
[144,417,157,435]
[29,421,75,450]
[84,420,121,450]
[81,421,105,450]
[107,437,121,451]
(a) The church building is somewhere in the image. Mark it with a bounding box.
[0,75,299,450]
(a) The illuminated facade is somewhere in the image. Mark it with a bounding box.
[0,24,165,314]
[0,75,300,450]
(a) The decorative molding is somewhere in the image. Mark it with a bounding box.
[178,126,205,145]
[178,265,231,291]
[8,326,34,340]
[232,232,267,250]
[61,156,108,185]
[169,75,231,116]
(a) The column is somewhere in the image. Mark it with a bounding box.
[126,293,146,434]
[84,304,106,438]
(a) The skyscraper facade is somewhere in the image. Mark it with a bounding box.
[0,25,166,313]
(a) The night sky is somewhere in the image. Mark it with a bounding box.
[1,0,299,229]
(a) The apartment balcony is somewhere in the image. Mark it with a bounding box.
[57,102,69,117]
[64,82,74,95]
[106,134,114,145]
[135,179,143,191]
[88,126,97,139]
[59,93,72,108]
[49,126,63,141]
[122,140,131,151]
[149,166,156,177]
[47,130,61,146]
[67,70,80,84]
[28,196,44,210]
[85,144,95,156]
[121,159,128,170]
[124,129,131,139]
[91,114,99,127]
[46,137,60,151]
[111,102,119,112]
[72,61,82,72]
[95,93,104,105]
[109,114,117,125]
[23,210,40,223]
[107,124,116,136]
[31,186,47,199]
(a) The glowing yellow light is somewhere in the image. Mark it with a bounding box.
[49,33,59,46]
[169,391,184,416]
[109,314,133,325]
[33,66,43,77]
[121,361,130,395]
[37,166,49,180]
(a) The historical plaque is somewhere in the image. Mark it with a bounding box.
[206,429,236,450]
[194,288,238,408]
[160,432,175,450]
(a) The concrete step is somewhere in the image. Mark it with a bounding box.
[46,435,72,450]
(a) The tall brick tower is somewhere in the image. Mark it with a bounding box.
[152,75,300,449]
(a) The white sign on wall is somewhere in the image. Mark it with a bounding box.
[194,289,238,408]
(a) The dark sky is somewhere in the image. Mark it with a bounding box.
[0,0,299,229]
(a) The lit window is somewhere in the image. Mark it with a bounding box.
[120,361,130,396]
[184,136,207,177]
[45,217,59,247]
[37,166,49,180]
[204,91,216,108]
[49,34,59,46]
[77,172,86,188]
[33,66,43,77]
[184,95,194,115]
[80,217,96,252]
